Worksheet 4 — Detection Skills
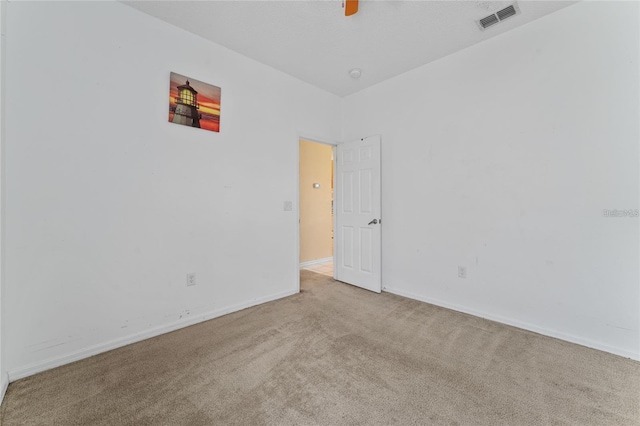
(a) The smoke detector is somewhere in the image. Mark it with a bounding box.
[477,3,520,30]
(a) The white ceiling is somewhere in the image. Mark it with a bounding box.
[124,0,575,97]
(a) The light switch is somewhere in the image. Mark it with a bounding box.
[283,201,293,211]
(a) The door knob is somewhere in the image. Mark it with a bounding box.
[368,219,378,225]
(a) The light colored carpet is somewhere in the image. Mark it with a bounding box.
[1,270,639,425]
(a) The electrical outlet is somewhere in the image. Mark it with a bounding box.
[187,273,196,286]
[458,266,467,279]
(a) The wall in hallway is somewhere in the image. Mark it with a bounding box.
[299,140,334,264]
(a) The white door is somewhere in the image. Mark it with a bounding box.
[335,135,381,293]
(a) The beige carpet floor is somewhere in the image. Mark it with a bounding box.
[1,270,639,425]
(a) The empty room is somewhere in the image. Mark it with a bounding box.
[0,0,638,425]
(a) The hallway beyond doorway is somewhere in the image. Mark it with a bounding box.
[301,259,333,277]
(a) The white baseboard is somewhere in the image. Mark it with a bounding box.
[383,286,639,361]
[0,372,8,406]
[8,288,298,382]
[300,257,333,268]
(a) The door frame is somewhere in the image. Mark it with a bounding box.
[295,132,339,293]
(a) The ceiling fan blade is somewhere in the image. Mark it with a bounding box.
[345,0,358,16]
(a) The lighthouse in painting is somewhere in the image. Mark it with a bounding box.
[169,72,221,132]
[172,80,201,128]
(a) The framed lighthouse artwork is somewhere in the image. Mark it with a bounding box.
[168,72,221,132]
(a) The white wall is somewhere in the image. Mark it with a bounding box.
[0,0,7,402]
[343,1,639,359]
[4,1,341,378]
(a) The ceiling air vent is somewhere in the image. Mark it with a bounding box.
[477,3,520,30]
[496,5,517,21]
[479,14,499,29]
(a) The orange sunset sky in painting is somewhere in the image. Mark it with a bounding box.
[168,72,221,132]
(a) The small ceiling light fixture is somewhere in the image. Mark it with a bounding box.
[349,68,362,79]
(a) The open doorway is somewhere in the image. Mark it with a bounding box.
[299,139,334,278]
